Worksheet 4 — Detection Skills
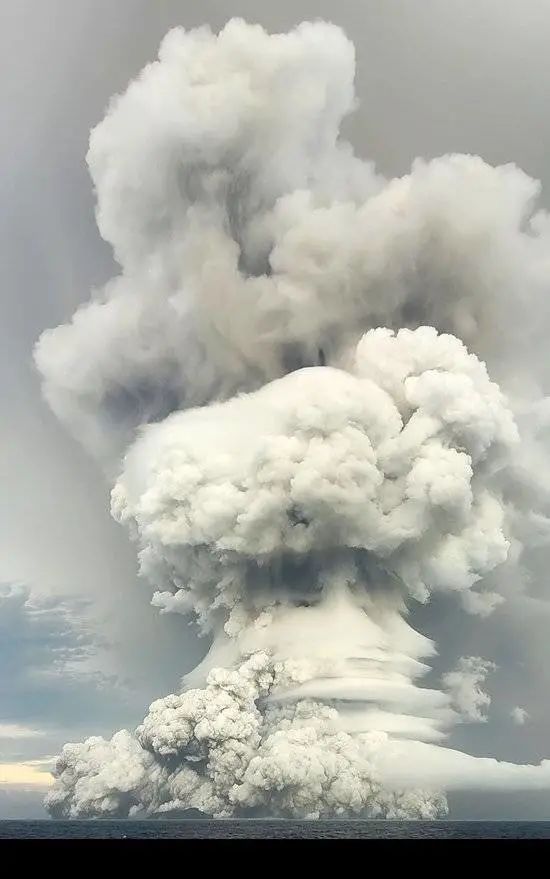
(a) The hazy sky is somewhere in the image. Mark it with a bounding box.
[2,0,550,818]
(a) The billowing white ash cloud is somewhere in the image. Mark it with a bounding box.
[36,19,550,819]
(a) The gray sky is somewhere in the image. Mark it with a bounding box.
[2,0,550,818]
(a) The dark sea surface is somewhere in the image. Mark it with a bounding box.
[1,820,550,839]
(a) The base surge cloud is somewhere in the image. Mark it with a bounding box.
[35,18,550,818]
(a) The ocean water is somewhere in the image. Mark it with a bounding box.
[1,820,550,839]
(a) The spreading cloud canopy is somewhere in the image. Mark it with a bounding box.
[32,18,550,819]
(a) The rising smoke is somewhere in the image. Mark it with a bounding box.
[35,19,550,819]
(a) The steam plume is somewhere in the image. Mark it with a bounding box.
[36,19,550,819]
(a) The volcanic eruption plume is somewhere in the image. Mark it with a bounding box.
[35,19,550,819]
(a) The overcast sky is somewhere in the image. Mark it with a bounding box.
[2,0,550,818]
